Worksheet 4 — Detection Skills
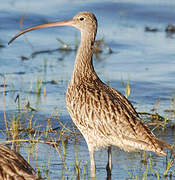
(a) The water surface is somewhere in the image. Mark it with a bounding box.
[1,0,175,179]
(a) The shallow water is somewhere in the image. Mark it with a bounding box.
[1,0,175,179]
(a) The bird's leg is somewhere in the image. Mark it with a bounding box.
[106,146,112,179]
[89,149,96,178]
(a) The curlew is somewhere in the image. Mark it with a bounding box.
[0,144,43,180]
[9,11,171,178]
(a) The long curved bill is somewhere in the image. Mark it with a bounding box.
[8,19,73,45]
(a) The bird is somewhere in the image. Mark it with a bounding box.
[0,144,43,180]
[9,11,171,179]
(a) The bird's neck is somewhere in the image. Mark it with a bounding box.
[70,31,98,85]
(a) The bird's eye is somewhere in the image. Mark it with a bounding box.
[80,17,84,21]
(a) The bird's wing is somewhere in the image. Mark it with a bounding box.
[66,81,169,155]
[81,82,168,154]
[0,145,42,179]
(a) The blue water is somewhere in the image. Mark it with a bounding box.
[0,0,175,179]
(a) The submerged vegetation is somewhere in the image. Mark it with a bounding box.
[29,37,113,60]
[1,74,175,179]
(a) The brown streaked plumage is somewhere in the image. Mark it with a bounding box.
[9,11,171,178]
[0,145,43,180]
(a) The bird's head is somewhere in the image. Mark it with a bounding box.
[8,11,97,45]
[71,12,97,33]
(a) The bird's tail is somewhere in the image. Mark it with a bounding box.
[156,138,174,162]
[156,138,172,150]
